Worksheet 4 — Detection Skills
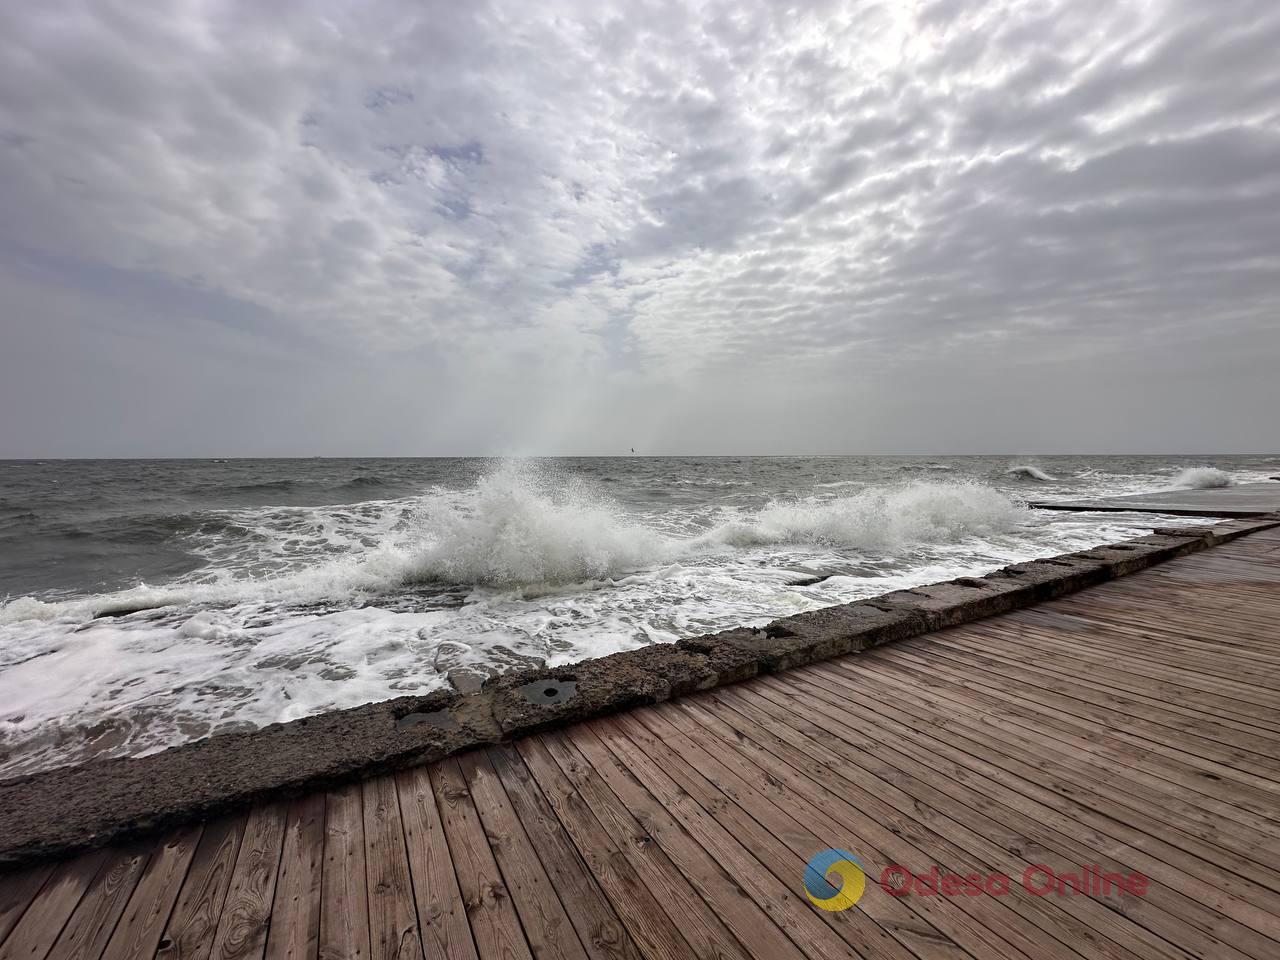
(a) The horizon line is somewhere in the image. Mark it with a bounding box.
[2,452,1276,462]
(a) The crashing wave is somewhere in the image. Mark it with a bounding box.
[706,481,1024,551]
[1005,465,1056,482]
[1172,467,1232,489]
[0,465,1030,625]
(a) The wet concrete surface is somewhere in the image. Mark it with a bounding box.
[1033,481,1280,517]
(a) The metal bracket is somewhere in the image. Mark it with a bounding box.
[515,679,578,707]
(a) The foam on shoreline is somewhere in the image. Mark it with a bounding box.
[1,514,1274,867]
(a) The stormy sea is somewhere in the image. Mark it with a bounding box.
[1,454,1274,778]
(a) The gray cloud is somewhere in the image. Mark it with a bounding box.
[1,0,1278,456]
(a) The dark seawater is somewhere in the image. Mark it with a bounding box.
[1,454,1274,777]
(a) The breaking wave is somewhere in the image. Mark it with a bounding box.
[0,466,1028,625]
[406,466,668,585]
[1005,465,1056,482]
[705,481,1024,550]
[1173,467,1232,489]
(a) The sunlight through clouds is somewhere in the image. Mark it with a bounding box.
[2,0,1278,454]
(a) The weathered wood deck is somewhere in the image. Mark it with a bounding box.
[2,525,1279,960]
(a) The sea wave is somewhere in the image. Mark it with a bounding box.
[340,476,391,489]
[196,474,395,497]
[224,479,298,493]
[1172,467,1232,489]
[0,465,1028,624]
[705,482,1023,550]
[1005,465,1056,482]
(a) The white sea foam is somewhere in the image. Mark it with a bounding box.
[0,459,1195,777]
[0,467,1027,626]
[1005,465,1056,481]
[1172,467,1232,489]
[705,481,1025,550]
[407,465,670,585]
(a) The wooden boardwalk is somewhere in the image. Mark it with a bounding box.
[2,525,1279,960]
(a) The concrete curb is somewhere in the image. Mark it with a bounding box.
[1,514,1276,867]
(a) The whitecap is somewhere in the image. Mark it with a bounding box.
[1172,467,1232,489]
[1005,465,1056,482]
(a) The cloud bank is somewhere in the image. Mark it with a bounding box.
[2,0,1278,455]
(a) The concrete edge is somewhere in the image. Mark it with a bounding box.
[1030,502,1272,518]
[1,513,1277,867]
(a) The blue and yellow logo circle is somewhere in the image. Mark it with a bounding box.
[804,849,866,911]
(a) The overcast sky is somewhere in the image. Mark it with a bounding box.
[1,0,1277,457]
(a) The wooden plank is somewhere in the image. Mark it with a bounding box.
[319,784,369,960]
[972,616,1280,727]
[0,864,54,946]
[565,723,820,960]
[879,639,1280,806]
[734,678,1275,960]
[802,666,1280,952]
[265,795,326,960]
[925,624,1280,733]
[1051,585,1280,626]
[893,632,1280,766]
[1012,603,1280,662]
[868,635,1280,814]
[0,850,107,960]
[1057,587,1280,650]
[957,621,1280,712]
[768,669,1280,948]
[47,844,150,960]
[842,647,1280,841]
[814,655,1280,889]
[1016,607,1280,675]
[101,827,202,960]
[457,751,590,960]
[485,746,642,960]
[1077,595,1280,641]
[428,758,531,960]
[839,647,1280,862]
[616,707,1009,960]
[534,731,758,960]
[653,701,1094,960]
[911,640,1280,796]
[209,803,289,960]
[510,739,694,960]
[588,716,898,960]
[158,816,246,960]
[361,776,422,960]
[683,692,1181,960]
[393,767,474,960]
